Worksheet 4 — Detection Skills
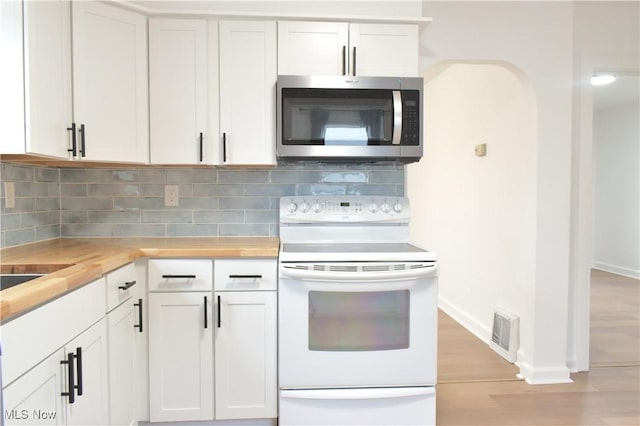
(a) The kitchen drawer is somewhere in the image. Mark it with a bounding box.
[148,259,213,292]
[214,259,277,291]
[106,262,137,312]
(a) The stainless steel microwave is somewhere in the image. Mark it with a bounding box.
[276,75,423,164]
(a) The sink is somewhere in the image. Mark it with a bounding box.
[0,274,45,291]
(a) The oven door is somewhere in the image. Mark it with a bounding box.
[278,262,438,388]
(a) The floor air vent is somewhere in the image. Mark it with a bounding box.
[490,309,519,363]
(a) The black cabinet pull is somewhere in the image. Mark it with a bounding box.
[352,46,356,76]
[222,132,227,162]
[67,123,77,156]
[134,298,143,333]
[161,274,196,279]
[204,296,208,329]
[342,45,346,75]
[79,124,86,157]
[75,347,83,396]
[61,352,75,404]
[118,280,136,291]
[229,274,262,279]
[217,295,221,328]
[199,132,204,162]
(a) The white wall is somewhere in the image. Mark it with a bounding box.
[412,1,574,384]
[409,63,536,343]
[570,1,639,371]
[592,97,640,277]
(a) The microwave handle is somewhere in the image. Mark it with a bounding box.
[392,91,403,145]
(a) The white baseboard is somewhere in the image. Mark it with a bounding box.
[516,361,573,385]
[592,261,640,279]
[438,297,492,344]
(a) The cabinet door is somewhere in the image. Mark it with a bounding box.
[149,292,214,422]
[23,0,73,158]
[277,21,349,76]
[349,23,418,77]
[215,291,277,419]
[66,318,109,426]
[107,302,135,426]
[219,21,276,165]
[3,348,66,426]
[71,2,148,163]
[132,259,149,422]
[149,19,208,164]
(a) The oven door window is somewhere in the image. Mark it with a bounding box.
[308,290,410,351]
[282,88,393,146]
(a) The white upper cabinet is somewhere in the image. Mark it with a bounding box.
[71,2,149,163]
[349,23,418,77]
[278,21,418,77]
[277,21,349,76]
[0,0,73,158]
[149,19,216,165]
[219,21,277,166]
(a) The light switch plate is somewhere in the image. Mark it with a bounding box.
[475,143,487,157]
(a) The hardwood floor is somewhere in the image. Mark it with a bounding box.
[437,310,520,383]
[436,269,640,425]
[590,269,640,367]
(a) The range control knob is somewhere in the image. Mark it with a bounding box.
[393,202,403,213]
[287,202,298,213]
[312,201,323,213]
[368,201,379,213]
[300,202,310,213]
[381,201,391,213]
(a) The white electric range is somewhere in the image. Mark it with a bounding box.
[278,195,438,426]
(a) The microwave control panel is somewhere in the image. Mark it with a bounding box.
[402,90,420,146]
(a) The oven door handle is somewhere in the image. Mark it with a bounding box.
[281,387,435,401]
[279,264,437,282]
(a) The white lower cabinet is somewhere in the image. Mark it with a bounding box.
[148,291,214,422]
[215,291,277,419]
[214,259,278,420]
[3,348,66,425]
[3,319,109,426]
[66,319,109,426]
[105,263,137,426]
[107,301,135,426]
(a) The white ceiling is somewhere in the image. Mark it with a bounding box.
[593,74,640,110]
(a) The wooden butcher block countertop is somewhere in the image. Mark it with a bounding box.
[0,237,279,321]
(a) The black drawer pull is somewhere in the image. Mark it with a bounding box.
[217,295,221,328]
[342,45,346,75]
[352,46,357,76]
[162,274,196,279]
[67,123,77,156]
[61,352,75,404]
[222,132,227,162]
[79,124,86,157]
[229,274,262,279]
[199,132,204,162]
[134,298,143,333]
[75,347,83,396]
[118,280,136,291]
[204,296,208,329]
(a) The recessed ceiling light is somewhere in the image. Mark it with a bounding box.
[591,74,617,86]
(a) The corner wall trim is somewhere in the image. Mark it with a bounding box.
[517,362,573,385]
